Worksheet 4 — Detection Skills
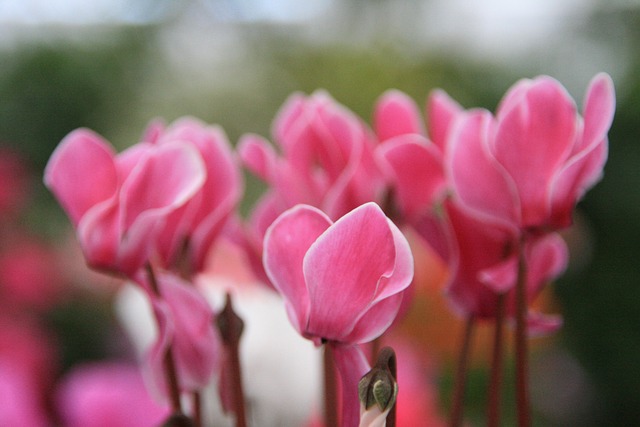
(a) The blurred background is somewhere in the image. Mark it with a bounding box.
[0,0,638,425]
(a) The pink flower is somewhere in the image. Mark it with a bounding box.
[448,73,615,232]
[239,92,386,283]
[263,202,413,426]
[44,128,206,276]
[445,201,568,334]
[142,118,243,273]
[56,362,170,427]
[137,271,221,400]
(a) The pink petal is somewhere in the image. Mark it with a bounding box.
[343,293,404,344]
[493,76,578,227]
[76,201,122,274]
[303,203,396,341]
[478,255,517,294]
[238,133,277,182]
[526,233,568,296]
[447,110,519,229]
[378,135,445,220]
[427,89,463,151]
[526,312,563,337]
[582,73,616,151]
[331,344,371,427]
[263,205,332,334]
[374,90,424,141]
[44,129,118,225]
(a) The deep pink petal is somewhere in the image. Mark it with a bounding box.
[526,233,568,296]
[427,89,463,151]
[343,293,403,344]
[44,129,118,225]
[447,110,519,229]
[526,312,563,337]
[378,135,445,220]
[331,344,371,427]
[374,90,424,141]
[493,77,578,227]
[303,203,396,340]
[478,255,518,294]
[263,205,332,334]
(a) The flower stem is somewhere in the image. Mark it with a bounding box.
[216,293,247,427]
[487,293,505,427]
[324,344,339,427]
[450,316,475,427]
[192,392,202,427]
[515,240,530,427]
[145,263,183,414]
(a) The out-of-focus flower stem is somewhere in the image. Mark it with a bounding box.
[515,238,530,427]
[192,392,202,427]
[487,294,505,427]
[146,263,183,415]
[217,293,247,427]
[450,316,475,427]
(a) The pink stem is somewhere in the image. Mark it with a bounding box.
[450,316,475,427]
[515,239,531,427]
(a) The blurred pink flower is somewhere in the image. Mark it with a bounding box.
[137,271,221,401]
[239,91,386,284]
[445,201,568,334]
[263,202,413,426]
[0,236,65,310]
[448,73,615,232]
[142,118,243,274]
[56,362,169,427]
[44,128,206,277]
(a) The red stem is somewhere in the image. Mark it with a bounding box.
[450,316,475,427]
[515,239,531,427]
[323,344,339,427]
[487,293,506,427]
[145,263,183,414]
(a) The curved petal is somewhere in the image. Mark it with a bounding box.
[493,76,578,227]
[377,135,445,220]
[342,293,403,344]
[582,72,616,152]
[526,311,563,337]
[427,89,463,151]
[44,129,118,225]
[76,200,121,274]
[331,344,371,427]
[447,110,519,229]
[303,203,396,340]
[374,90,424,141]
[238,133,277,182]
[263,204,332,334]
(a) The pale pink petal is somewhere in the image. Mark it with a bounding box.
[495,78,532,119]
[447,110,519,229]
[493,77,578,226]
[332,344,371,427]
[263,205,332,334]
[427,89,463,151]
[273,92,307,149]
[478,255,518,294]
[303,203,396,340]
[526,233,568,296]
[526,312,563,337]
[158,274,220,391]
[374,90,424,141]
[44,129,118,225]
[143,296,174,403]
[378,135,445,220]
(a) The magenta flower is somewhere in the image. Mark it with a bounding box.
[44,129,206,276]
[448,73,615,232]
[142,118,243,273]
[56,362,170,427]
[445,201,568,334]
[263,202,413,426]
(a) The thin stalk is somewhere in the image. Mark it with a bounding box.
[146,263,183,414]
[323,344,339,427]
[487,294,506,427]
[217,293,247,427]
[515,239,530,427]
[192,392,202,427]
[450,316,475,427]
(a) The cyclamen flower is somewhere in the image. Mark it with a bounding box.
[263,202,413,427]
[44,129,206,277]
[448,73,615,232]
[141,118,243,274]
[239,91,386,283]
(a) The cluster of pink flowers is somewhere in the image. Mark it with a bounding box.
[43,72,614,426]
